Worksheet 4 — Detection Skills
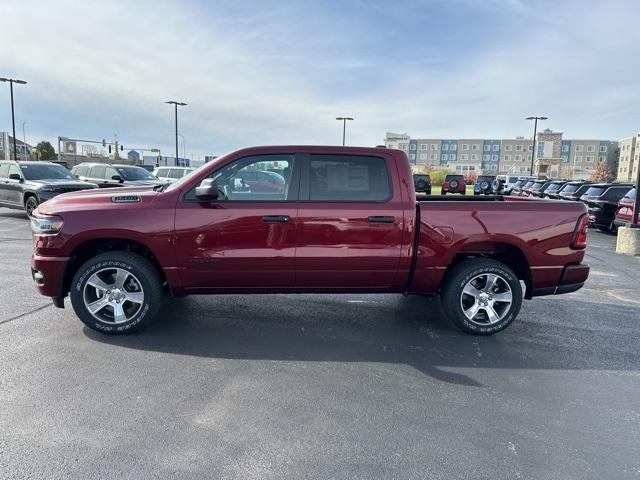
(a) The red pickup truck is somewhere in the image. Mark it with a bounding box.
[30,146,590,335]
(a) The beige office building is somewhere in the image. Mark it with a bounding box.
[499,138,533,175]
[617,135,637,182]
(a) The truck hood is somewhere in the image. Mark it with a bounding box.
[28,178,98,189]
[36,185,161,215]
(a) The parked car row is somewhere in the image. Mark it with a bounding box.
[508,176,637,233]
[0,160,199,216]
[411,171,638,234]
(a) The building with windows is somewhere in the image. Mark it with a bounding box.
[499,137,534,175]
[617,135,637,182]
[384,131,619,179]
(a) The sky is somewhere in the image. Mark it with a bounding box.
[0,0,638,160]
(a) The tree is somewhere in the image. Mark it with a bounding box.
[36,141,56,160]
[411,164,433,175]
[464,172,478,184]
[590,162,613,182]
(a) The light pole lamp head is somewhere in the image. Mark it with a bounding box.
[336,117,354,121]
[166,100,187,106]
[526,116,548,120]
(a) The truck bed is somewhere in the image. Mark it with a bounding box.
[412,197,588,297]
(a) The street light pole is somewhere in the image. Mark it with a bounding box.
[0,77,27,160]
[166,101,187,166]
[525,116,547,176]
[336,117,354,146]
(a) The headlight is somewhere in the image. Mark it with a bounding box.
[30,216,64,235]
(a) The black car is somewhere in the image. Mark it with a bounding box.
[413,174,431,195]
[581,183,634,232]
[441,174,466,195]
[71,162,163,188]
[511,178,532,196]
[526,180,547,197]
[557,181,590,201]
[560,182,593,201]
[473,175,496,195]
[0,161,98,217]
[541,180,568,199]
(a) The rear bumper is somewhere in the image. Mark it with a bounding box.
[531,263,590,297]
[31,254,69,299]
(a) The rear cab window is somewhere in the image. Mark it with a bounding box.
[306,154,391,202]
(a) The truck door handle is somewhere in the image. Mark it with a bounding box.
[368,216,395,223]
[262,215,290,223]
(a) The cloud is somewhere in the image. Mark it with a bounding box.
[0,0,638,159]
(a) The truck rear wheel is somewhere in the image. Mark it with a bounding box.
[70,251,163,334]
[441,259,522,335]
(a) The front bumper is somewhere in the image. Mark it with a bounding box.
[31,254,69,299]
[532,263,590,297]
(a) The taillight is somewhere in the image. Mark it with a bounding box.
[443,181,450,189]
[572,214,589,249]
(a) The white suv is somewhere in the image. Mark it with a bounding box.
[152,166,194,183]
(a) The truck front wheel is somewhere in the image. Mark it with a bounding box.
[441,259,523,335]
[70,251,163,334]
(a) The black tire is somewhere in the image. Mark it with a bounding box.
[440,259,523,335]
[70,251,163,334]
[24,195,39,218]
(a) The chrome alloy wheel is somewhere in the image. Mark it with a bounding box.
[459,273,513,325]
[83,267,144,324]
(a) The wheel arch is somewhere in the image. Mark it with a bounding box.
[446,241,533,299]
[62,238,167,296]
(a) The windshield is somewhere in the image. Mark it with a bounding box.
[116,166,157,181]
[584,186,606,197]
[523,181,535,188]
[562,184,580,193]
[530,182,544,190]
[477,176,494,182]
[21,163,74,180]
[546,183,563,191]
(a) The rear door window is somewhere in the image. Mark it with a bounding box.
[307,154,391,202]
[89,166,106,179]
[623,188,636,201]
[604,187,632,202]
[74,165,88,176]
[0,163,9,179]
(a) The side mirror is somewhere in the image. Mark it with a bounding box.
[195,178,220,200]
[111,175,124,182]
[9,173,22,182]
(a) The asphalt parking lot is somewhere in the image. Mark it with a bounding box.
[1,208,639,480]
